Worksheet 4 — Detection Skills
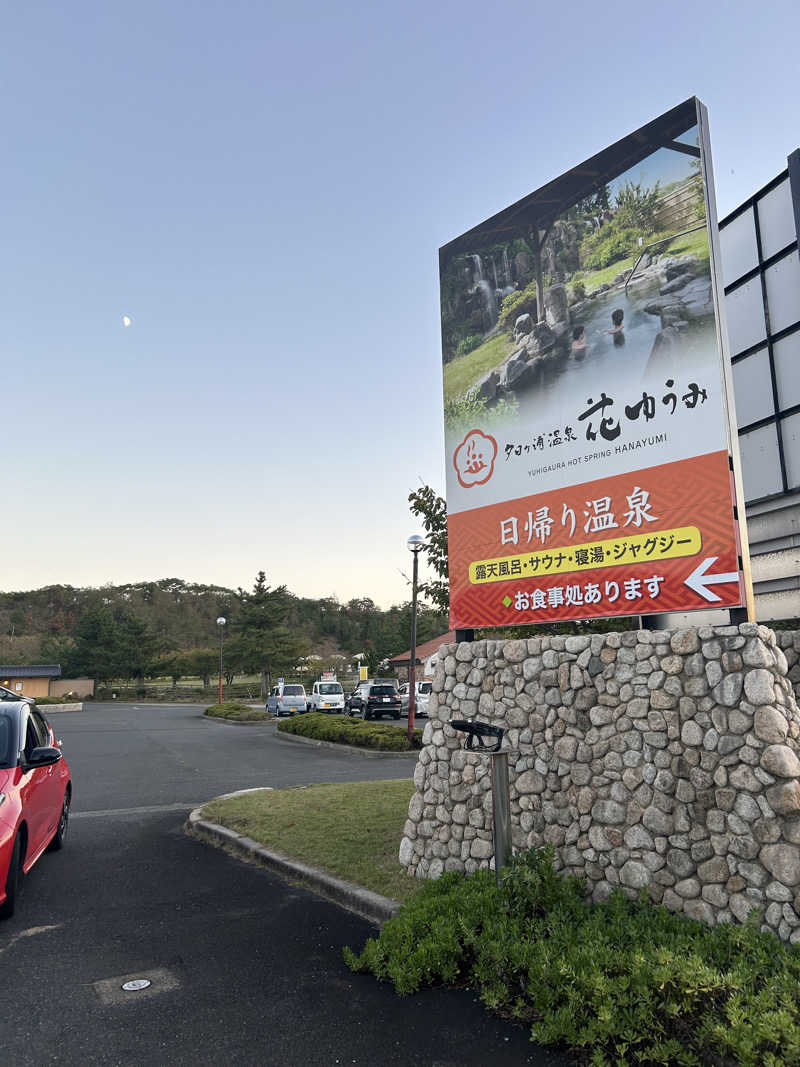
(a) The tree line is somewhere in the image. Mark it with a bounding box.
[0,570,448,696]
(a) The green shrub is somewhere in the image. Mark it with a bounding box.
[36,695,84,705]
[497,282,538,333]
[444,392,518,431]
[614,179,661,231]
[455,334,483,357]
[345,846,800,1066]
[278,712,421,751]
[204,701,270,722]
[581,224,641,270]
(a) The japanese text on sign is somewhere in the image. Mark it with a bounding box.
[470,526,701,585]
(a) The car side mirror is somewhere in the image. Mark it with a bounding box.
[25,746,63,769]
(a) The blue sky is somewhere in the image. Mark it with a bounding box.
[4,0,800,607]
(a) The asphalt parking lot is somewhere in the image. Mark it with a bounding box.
[1,703,572,1066]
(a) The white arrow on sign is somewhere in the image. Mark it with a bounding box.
[684,557,740,602]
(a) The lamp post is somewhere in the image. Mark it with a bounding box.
[407,534,424,744]
[216,616,226,705]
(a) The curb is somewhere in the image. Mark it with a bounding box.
[186,795,402,926]
[274,728,420,759]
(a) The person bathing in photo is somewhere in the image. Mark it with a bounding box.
[571,324,587,358]
[605,307,626,346]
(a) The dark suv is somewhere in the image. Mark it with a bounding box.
[360,683,402,721]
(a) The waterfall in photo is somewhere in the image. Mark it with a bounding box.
[502,248,512,285]
[469,253,497,326]
[476,280,497,323]
[491,257,498,290]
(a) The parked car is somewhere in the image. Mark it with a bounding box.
[359,682,402,721]
[345,681,370,715]
[309,681,345,714]
[1,701,72,918]
[345,677,399,715]
[399,681,432,718]
[0,685,33,704]
[266,684,308,717]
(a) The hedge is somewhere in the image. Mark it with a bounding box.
[204,702,270,722]
[278,712,422,751]
[345,846,800,1066]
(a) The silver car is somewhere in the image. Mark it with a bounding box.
[266,684,308,717]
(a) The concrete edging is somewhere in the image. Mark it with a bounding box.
[40,702,84,713]
[187,796,402,926]
[274,727,420,759]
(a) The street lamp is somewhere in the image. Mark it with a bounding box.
[216,616,226,705]
[407,534,424,744]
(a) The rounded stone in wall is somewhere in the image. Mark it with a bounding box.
[681,721,703,746]
[674,877,701,899]
[742,638,776,668]
[684,899,716,924]
[767,781,800,815]
[761,744,800,779]
[713,673,744,707]
[744,669,776,706]
[671,630,700,655]
[702,883,729,908]
[591,799,626,825]
[471,838,493,860]
[503,640,527,663]
[619,860,649,888]
[759,708,797,742]
[761,844,800,886]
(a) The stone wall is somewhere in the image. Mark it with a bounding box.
[399,624,800,943]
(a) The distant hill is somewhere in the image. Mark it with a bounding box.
[0,577,448,670]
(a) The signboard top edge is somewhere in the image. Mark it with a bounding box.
[439,96,701,265]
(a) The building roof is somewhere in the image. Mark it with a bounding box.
[0,664,62,678]
[389,632,458,667]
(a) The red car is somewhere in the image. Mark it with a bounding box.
[0,699,71,918]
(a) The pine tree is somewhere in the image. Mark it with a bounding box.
[234,572,308,697]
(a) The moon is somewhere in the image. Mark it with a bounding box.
[122,315,132,327]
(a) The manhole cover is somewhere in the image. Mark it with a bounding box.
[94,967,179,1004]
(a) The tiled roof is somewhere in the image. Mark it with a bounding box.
[389,632,458,665]
[0,664,62,678]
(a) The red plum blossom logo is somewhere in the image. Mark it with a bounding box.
[453,429,498,488]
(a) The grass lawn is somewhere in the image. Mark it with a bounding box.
[578,225,710,293]
[200,779,421,903]
[442,331,513,401]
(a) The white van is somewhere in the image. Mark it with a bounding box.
[310,680,345,714]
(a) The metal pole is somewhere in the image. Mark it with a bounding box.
[490,751,512,885]
[218,626,224,705]
[407,549,418,745]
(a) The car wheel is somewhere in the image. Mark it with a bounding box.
[393,712,400,720]
[48,788,70,852]
[0,834,23,918]
[363,709,370,721]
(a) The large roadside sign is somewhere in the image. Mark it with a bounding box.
[440,98,748,629]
